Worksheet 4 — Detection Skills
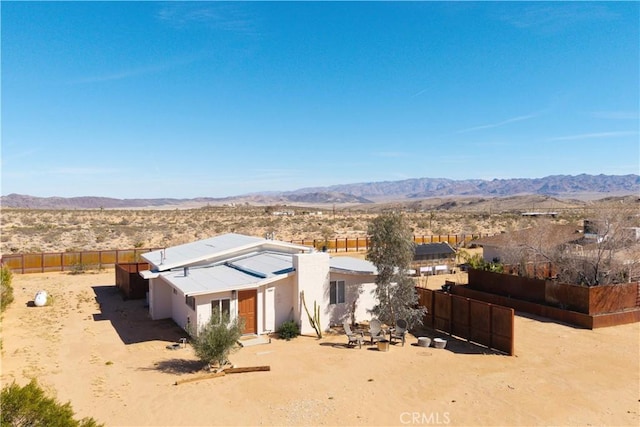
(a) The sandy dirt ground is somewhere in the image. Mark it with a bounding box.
[1,270,639,427]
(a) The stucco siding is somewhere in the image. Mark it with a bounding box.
[193,291,237,333]
[326,272,378,326]
[171,288,191,332]
[263,276,295,334]
[149,277,172,320]
[294,252,331,335]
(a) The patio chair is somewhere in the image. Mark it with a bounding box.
[368,318,386,345]
[343,321,363,349]
[389,319,408,346]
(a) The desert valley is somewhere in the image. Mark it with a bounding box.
[1,189,639,426]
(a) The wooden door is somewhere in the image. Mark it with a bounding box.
[237,289,257,334]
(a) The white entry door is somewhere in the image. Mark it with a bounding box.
[264,287,275,332]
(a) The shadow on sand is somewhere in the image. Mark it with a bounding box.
[138,358,206,375]
[91,285,185,345]
[410,327,505,355]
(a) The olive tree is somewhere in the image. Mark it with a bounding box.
[189,308,244,370]
[366,212,426,327]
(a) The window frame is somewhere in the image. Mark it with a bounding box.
[329,280,345,305]
[211,298,231,323]
[185,295,195,311]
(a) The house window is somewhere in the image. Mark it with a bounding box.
[185,295,195,311]
[211,299,231,323]
[330,280,345,304]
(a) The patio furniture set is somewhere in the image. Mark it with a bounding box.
[343,319,408,349]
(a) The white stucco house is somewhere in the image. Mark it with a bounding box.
[140,233,378,336]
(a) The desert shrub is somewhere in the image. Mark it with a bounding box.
[277,320,300,340]
[69,263,87,275]
[466,254,503,273]
[1,265,14,313]
[1,379,103,426]
[190,308,244,368]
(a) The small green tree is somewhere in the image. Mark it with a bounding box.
[1,379,102,426]
[366,212,426,327]
[1,265,14,313]
[189,308,244,369]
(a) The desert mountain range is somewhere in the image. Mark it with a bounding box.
[2,173,638,209]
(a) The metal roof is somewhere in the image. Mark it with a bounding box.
[161,251,296,296]
[143,234,378,295]
[141,233,312,271]
[329,256,377,275]
[226,252,295,276]
[414,242,456,256]
[163,264,260,295]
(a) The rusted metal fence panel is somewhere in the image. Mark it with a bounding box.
[417,288,434,328]
[470,268,639,315]
[415,287,514,355]
[433,291,452,333]
[491,305,515,355]
[115,262,150,299]
[469,300,491,346]
[451,294,470,338]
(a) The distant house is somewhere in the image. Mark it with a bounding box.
[472,224,583,263]
[413,242,457,275]
[140,233,378,336]
[414,242,456,263]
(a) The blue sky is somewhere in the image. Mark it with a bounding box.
[2,1,639,199]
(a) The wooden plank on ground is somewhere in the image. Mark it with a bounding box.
[174,366,270,385]
[223,366,271,374]
[174,371,226,385]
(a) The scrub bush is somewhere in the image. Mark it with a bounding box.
[1,379,102,426]
[277,320,299,340]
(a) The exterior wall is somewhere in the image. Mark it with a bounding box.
[193,290,237,333]
[148,277,172,320]
[263,276,295,334]
[171,287,191,332]
[293,252,331,335]
[354,283,378,322]
[181,278,296,337]
[326,271,378,326]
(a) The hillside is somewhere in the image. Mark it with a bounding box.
[1,174,637,209]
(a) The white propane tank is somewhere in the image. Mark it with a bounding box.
[34,290,48,307]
